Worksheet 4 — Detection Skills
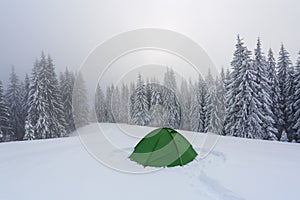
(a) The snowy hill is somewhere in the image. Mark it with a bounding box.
[0,123,299,200]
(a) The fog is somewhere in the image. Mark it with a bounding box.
[0,0,299,84]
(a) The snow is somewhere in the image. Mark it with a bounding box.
[0,123,300,200]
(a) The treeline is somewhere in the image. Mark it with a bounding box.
[1,35,300,143]
[95,36,300,142]
[0,52,89,142]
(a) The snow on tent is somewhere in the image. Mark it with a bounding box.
[129,127,198,167]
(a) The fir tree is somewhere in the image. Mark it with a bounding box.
[162,85,181,129]
[5,66,23,140]
[164,67,177,93]
[105,85,115,123]
[120,83,129,123]
[204,70,214,132]
[190,77,206,132]
[225,36,263,138]
[73,72,89,128]
[267,49,282,140]
[130,73,150,126]
[277,44,294,141]
[0,81,11,142]
[179,79,191,130]
[293,52,300,142]
[44,55,67,137]
[224,35,244,136]
[60,68,75,133]
[27,59,48,139]
[206,80,223,134]
[95,84,106,123]
[27,53,67,139]
[148,83,164,127]
[254,39,277,140]
[111,86,121,122]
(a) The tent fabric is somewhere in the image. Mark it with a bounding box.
[129,127,198,167]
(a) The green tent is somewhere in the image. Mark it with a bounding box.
[129,127,198,167]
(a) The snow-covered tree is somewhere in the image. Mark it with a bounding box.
[277,44,294,141]
[0,81,11,142]
[253,39,277,140]
[21,74,30,129]
[130,73,150,126]
[218,68,227,132]
[179,78,191,130]
[204,70,214,132]
[27,53,67,139]
[27,59,48,139]
[225,36,263,138]
[105,85,115,123]
[293,52,300,142]
[267,49,282,140]
[224,36,244,136]
[23,120,34,140]
[60,68,75,133]
[207,73,226,135]
[5,66,23,140]
[111,86,121,122]
[206,81,223,134]
[190,76,207,132]
[148,83,163,127]
[95,84,106,123]
[162,85,181,129]
[280,130,288,142]
[44,55,67,137]
[120,83,129,123]
[73,72,89,128]
[164,67,177,93]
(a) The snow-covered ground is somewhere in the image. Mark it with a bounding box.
[0,123,299,200]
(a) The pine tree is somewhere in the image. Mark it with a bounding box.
[21,74,30,126]
[73,72,89,128]
[207,72,226,135]
[130,73,150,126]
[280,130,288,142]
[179,79,191,130]
[0,81,11,142]
[60,68,75,133]
[44,55,67,137]
[218,68,226,132]
[277,44,294,141]
[293,52,300,142]
[164,67,177,93]
[27,53,67,139]
[120,83,129,123]
[204,70,214,132]
[111,86,121,122]
[225,36,263,138]
[254,39,277,140]
[267,49,282,140]
[224,35,244,136]
[162,85,181,129]
[148,83,163,127]
[190,77,206,132]
[95,84,106,123]
[223,68,231,135]
[27,59,48,139]
[23,120,34,140]
[206,80,223,134]
[105,85,115,123]
[6,66,23,140]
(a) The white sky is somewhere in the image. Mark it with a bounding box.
[0,0,299,83]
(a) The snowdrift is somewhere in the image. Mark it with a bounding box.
[0,123,299,200]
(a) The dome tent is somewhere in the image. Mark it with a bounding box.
[129,127,197,167]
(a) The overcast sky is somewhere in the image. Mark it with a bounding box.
[0,0,299,84]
